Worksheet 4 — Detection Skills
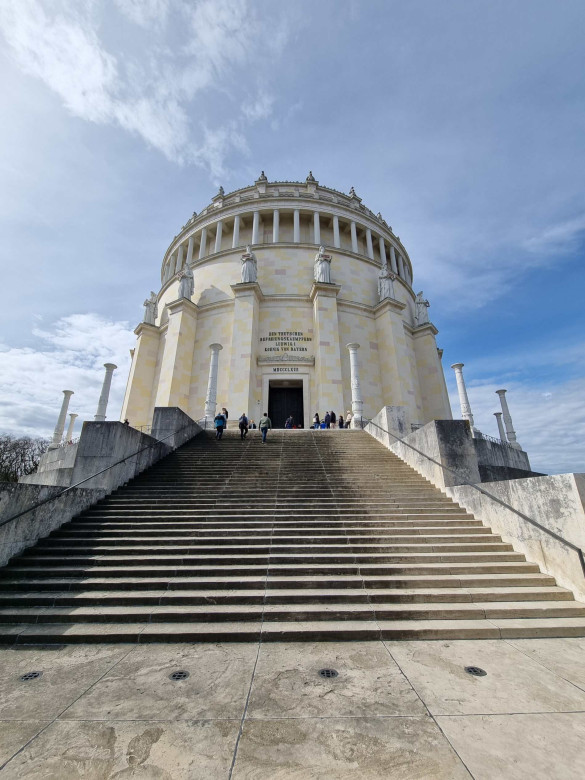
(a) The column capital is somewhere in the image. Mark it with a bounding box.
[103,363,117,371]
[346,342,360,351]
[62,390,74,397]
[209,343,223,352]
[451,362,464,371]
[495,388,507,396]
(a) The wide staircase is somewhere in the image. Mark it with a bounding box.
[1,429,585,643]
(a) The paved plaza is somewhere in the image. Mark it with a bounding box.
[0,637,584,778]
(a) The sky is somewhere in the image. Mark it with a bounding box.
[0,0,584,475]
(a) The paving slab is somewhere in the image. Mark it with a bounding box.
[62,642,257,721]
[506,636,585,692]
[437,712,585,780]
[0,644,130,720]
[231,716,472,779]
[247,641,426,718]
[385,638,585,715]
[2,718,238,779]
[0,721,48,767]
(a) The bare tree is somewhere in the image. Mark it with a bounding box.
[0,434,50,483]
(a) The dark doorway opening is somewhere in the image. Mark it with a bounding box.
[268,381,304,428]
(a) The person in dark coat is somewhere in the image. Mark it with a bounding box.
[214,411,226,440]
[324,411,331,429]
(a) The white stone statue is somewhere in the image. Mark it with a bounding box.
[241,246,258,283]
[143,291,158,325]
[177,266,194,299]
[377,266,396,301]
[415,291,430,326]
[313,245,332,284]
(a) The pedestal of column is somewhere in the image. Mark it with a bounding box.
[121,323,161,429]
[310,282,344,418]
[373,297,408,412]
[154,298,199,411]
[204,344,223,421]
[49,390,74,449]
[229,282,263,418]
[413,323,452,422]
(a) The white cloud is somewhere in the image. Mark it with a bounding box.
[0,314,135,438]
[523,213,585,255]
[0,0,289,177]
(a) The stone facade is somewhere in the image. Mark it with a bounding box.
[121,176,452,428]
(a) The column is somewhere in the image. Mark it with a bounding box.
[346,343,363,427]
[398,254,405,279]
[451,363,476,433]
[379,236,387,266]
[153,299,199,411]
[64,413,78,443]
[232,215,241,248]
[186,236,194,265]
[313,211,321,245]
[494,411,506,442]
[272,209,279,243]
[293,209,300,243]
[214,220,223,253]
[204,344,223,420]
[252,211,260,245]
[496,389,522,449]
[94,363,117,421]
[49,390,74,449]
[389,244,398,274]
[365,228,374,259]
[176,245,185,273]
[198,227,207,259]
[333,215,340,248]
[350,221,358,253]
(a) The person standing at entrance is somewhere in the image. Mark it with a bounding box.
[324,411,331,429]
[259,412,272,443]
[330,411,336,427]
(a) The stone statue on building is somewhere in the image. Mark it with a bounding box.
[306,171,316,182]
[314,245,332,284]
[177,266,194,300]
[143,291,158,325]
[241,246,258,283]
[257,170,267,182]
[378,266,396,302]
[415,291,430,326]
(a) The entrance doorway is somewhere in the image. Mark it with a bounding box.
[268,380,304,428]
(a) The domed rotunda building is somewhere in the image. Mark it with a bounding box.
[121,173,452,430]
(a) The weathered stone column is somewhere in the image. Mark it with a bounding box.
[272,209,279,243]
[293,209,300,243]
[350,221,358,253]
[451,363,476,434]
[252,211,260,245]
[333,215,340,248]
[365,228,374,259]
[186,236,194,265]
[389,244,398,274]
[398,254,405,279]
[378,236,387,265]
[198,227,207,259]
[49,390,74,449]
[347,343,363,427]
[494,411,507,442]
[94,363,117,421]
[496,389,522,449]
[232,215,241,248]
[176,244,184,272]
[313,211,321,244]
[64,413,78,443]
[214,220,223,253]
[204,344,223,421]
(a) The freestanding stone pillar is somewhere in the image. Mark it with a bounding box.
[64,413,78,443]
[346,343,363,427]
[451,363,476,434]
[49,390,74,449]
[94,363,117,421]
[496,389,522,449]
[494,411,506,443]
[204,344,223,421]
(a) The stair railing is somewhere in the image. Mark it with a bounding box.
[360,416,585,581]
[0,421,202,530]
